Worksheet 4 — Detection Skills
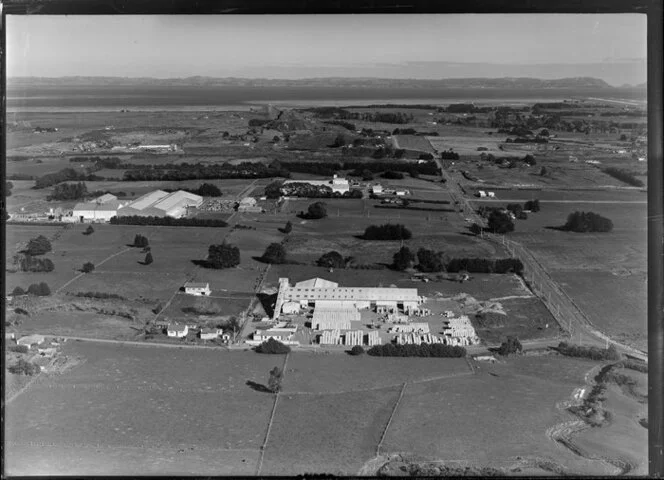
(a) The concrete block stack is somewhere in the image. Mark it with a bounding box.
[367,330,382,346]
[320,329,341,345]
[344,330,363,346]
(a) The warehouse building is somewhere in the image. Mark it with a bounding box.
[72,193,125,222]
[118,190,203,218]
[273,277,424,320]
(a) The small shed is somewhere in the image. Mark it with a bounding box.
[199,328,219,340]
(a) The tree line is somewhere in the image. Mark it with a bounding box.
[367,343,467,357]
[109,216,229,227]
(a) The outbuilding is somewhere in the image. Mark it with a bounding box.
[184,282,211,296]
[167,324,188,338]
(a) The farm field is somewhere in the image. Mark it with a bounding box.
[380,355,643,476]
[7,342,645,476]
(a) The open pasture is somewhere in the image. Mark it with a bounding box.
[552,271,646,351]
[11,310,142,340]
[393,134,435,153]
[470,188,646,203]
[428,131,505,156]
[5,343,278,476]
[284,354,471,394]
[161,293,250,322]
[260,388,400,475]
[419,273,530,301]
[381,358,619,476]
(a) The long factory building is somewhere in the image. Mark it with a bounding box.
[273,277,424,321]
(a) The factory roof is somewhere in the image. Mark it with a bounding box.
[125,190,170,211]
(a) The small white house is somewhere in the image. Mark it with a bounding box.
[371,184,383,195]
[478,190,487,198]
[487,191,495,198]
[184,282,211,296]
[167,324,188,338]
[199,328,221,340]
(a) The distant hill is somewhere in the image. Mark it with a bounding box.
[9,76,617,89]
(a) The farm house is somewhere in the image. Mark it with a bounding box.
[273,277,424,320]
[167,324,188,338]
[183,282,211,296]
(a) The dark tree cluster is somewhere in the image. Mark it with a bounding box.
[111,216,228,227]
[392,246,415,271]
[34,168,99,189]
[487,210,515,234]
[280,221,293,234]
[122,162,290,182]
[601,168,644,187]
[497,336,523,356]
[440,150,460,160]
[48,182,88,201]
[261,243,287,264]
[255,338,291,354]
[25,235,52,256]
[381,170,404,180]
[8,359,42,376]
[300,202,328,219]
[524,199,540,212]
[84,225,95,235]
[362,224,412,240]
[557,342,621,361]
[562,211,613,233]
[446,258,524,275]
[14,282,52,296]
[506,203,528,220]
[367,343,467,357]
[268,366,284,392]
[132,234,149,248]
[317,251,345,269]
[19,255,55,273]
[82,262,95,273]
[207,243,241,269]
[416,248,446,272]
[164,183,223,197]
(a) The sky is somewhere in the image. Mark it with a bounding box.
[6,14,647,84]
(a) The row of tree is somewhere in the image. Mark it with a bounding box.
[109,216,228,227]
[34,168,101,189]
[362,223,412,240]
[11,282,51,296]
[367,343,467,357]
[48,181,88,200]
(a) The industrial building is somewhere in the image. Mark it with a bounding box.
[72,193,125,222]
[273,277,424,320]
[118,190,203,218]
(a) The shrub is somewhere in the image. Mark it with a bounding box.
[256,338,291,354]
[305,201,328,219]
[144,252,154,265]
[367,343,466,357]
[497,336,523,356]
[19,255,55,273]
[133,234,149,248]
[25,235,52,256]
[487,210,514,234]
[524,199,540,212]
[11,286,26,296]
[349,345,365,355]
[81,262,95,273]
[363,223,412,240]
[84,225,95,235]
[392,246,415,271]
[74,291,126,300]
[268,366,284,392]
[417,248,446,272]
[282,221,293,234]
[261,243,287,264]
[27,282,51,296]
[317,251,345,269]
[562,211,613,233]
[207,243,240,268]
[8,358,41,375]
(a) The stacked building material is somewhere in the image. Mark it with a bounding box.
[344,330,363,346]
[319,329,341,345]
[367,330,382,346]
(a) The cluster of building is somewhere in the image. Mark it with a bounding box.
[153,320,231,342]
[247,322,299,346]
[371,184,410,196]
[66,190,204,223]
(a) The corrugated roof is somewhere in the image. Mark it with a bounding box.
[152,190,203,212]
[95,193,117,203]
[294,278,339,289]
[184,282,209,289]
[125,190,169,211]
[72,200,121,212]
